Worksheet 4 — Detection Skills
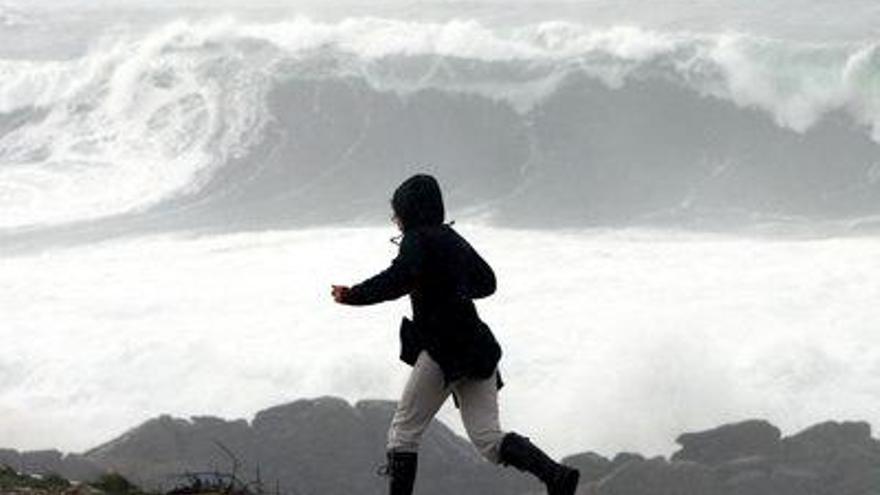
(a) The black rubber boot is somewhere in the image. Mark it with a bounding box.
[382,451,418,495]
[499,432,580,495]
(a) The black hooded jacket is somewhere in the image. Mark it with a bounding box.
[342,175,502,387]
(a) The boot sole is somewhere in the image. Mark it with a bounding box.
[555,468,580,495]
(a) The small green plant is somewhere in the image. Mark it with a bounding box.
[0,465,71,492]
[89,472,143,495]
[42,472,72,489]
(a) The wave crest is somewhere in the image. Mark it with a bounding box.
[1,18,879,232]
[0,20,275,229]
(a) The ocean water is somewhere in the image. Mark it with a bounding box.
[2,226,879,457]
[1,0,879,456]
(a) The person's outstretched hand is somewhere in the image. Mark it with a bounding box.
[331,285,350,304]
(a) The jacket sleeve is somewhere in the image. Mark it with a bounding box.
[342,233,424,305]
[463,248,496,299]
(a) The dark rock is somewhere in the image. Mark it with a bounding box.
[0,449,104,482]
[609,452,645,472]
[713,455,773,481]
[781,421,873,462]
[57,453,104,482]
[830,465,880,495]
[20,450,63,475]
[723,466,822,495]
[778,420,880,490]
[723,469,766,491]
[673,419,781,466]
[561,451,612,483]
[4,407,878,495]
[85,410,254,492]
[84,396,527,495]
[596,457,721,495]
[0,449,22,470]
[808,443,880,495]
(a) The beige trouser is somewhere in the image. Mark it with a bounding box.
[387,350,507,463]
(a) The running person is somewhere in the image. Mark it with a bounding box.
[331,174,580,495]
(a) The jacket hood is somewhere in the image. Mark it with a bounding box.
[391,174,445,231]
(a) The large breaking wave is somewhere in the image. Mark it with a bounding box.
[2,17,880,237]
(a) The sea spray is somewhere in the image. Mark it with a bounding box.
[1,18,879,233]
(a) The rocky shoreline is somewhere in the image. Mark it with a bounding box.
[567,419,879,495]
[2,398,877,495]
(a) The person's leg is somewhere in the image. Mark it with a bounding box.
[454,370,506,463]
[385,351,451,495]
[387,350,451,451]
[498,432,581,495]
[455,369,580,495]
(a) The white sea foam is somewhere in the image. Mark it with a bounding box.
[0,226,877,456]
[1,18,877,123]
[0,20,274,229]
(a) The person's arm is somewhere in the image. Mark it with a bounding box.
[463,248,496,299]
[337,233,424,306]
